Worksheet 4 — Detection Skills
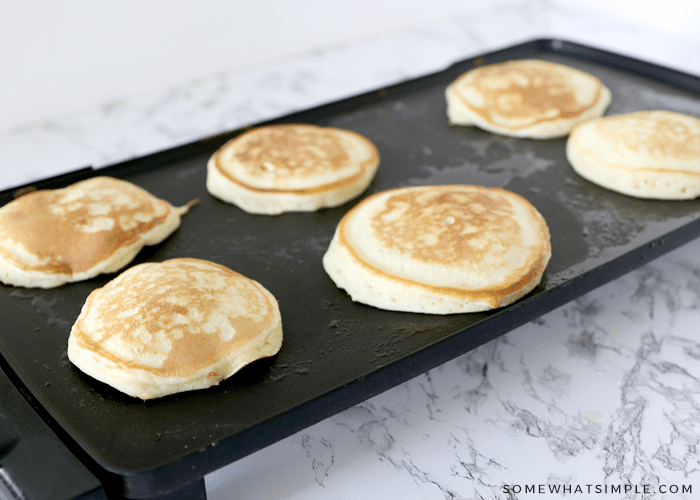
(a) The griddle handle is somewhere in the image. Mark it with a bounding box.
[0,363,107,499]
[138,479,207,500]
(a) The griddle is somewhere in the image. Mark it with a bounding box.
[1,39,699,499]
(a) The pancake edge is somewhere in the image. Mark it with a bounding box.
[445,61,612,139]
[67,259,283,400]
[322,187,552,314]
[0,200,191,289]
[566,112,700,200]
[206,126,380,214]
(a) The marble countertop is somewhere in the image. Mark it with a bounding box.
[2,2,700,499]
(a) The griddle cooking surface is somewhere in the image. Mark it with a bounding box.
[1,40,699,497]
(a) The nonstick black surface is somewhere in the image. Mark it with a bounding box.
[1,39,699,497]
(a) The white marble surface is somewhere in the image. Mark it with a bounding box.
[2,1,700,499]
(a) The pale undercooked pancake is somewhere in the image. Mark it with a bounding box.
[322,185,551,314]
[206,123,380,214]
[446,59,612,138]
[566,110,700,199]
[0,176,195,288]
[67,258,283,400]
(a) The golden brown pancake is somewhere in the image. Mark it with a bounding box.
[446,59,612,138]
[0,176,194,288]
[567,110,700,199]
[67,258,283,400]
[322,185,551,314]
[206,123,380,214]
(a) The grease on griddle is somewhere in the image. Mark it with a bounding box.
[10,290,72,330]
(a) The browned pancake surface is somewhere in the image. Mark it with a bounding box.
[213,124,377,192]
[446,59,611,138]
[68,258,283,399]
[323,185,552,313]
[0,176,192,286]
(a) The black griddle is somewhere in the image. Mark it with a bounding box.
[1,39,699,499]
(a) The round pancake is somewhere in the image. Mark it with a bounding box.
[0,176,194,288]
[67,258,283,400]
[206,123,380,214]
[566,110,700,199]
[322,185,551,314]
[446,59,612,138]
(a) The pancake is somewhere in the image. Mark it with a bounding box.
[566,110,700,199]
[322,185,551,314]
[0,176,195,288]
[446,59,612,138]
[206,123,380,214]
[67,258,283,400]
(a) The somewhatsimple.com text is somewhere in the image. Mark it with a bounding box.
[502,483,691,495]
